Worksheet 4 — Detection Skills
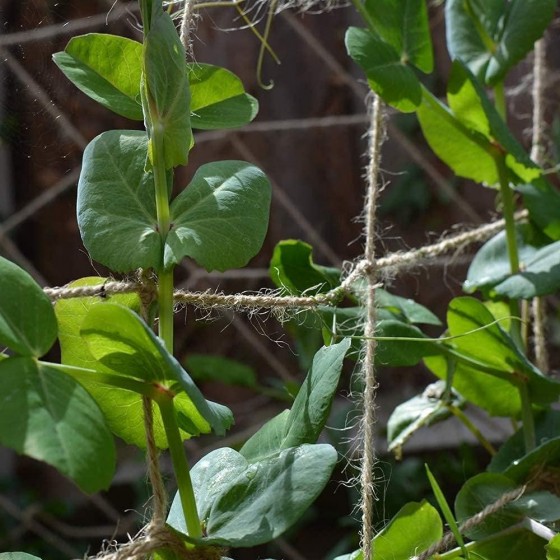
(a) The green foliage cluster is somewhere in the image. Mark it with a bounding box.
[3,0,560,559]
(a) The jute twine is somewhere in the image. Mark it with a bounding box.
[530,37,549,374]
[359,94,385,560]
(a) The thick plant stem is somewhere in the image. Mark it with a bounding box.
[151,123,175,353]
[518,383,536,453]
[158,394,202,539]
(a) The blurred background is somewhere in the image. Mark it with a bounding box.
[0,1,557,558]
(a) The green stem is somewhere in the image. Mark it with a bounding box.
[157,392,202,539]
[151,122,175,353]
[494,82,507,120]
[497,156,519,275]
[518,382,536,453]
[446,404,497,456]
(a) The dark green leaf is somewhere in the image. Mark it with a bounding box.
[185,354,257,388]
[168,444,337,547]
[364,0,433,73]
[467,524,548,559]
[269,239,340,296]
[81,303,232,436]
[0,357,115,493]
[455,473,560,540]
[345,27,421,112]
[77,130,161,272]
[189,64,258,130]
[334,501,442,560]
[53,34,143,120]
[518,180,560,241]
[166,160,271,271]
[143,6,192,168]
[493,240,560,299]
[376,289,441,325]
[446,0,555,85]
[375,320,438,367]
[240,339,350,461]
[0,256,57,357]
[387,381,463,454]
[0,554,42,560]
[464,224,540,294]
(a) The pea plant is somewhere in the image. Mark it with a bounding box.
[3,0,560,559]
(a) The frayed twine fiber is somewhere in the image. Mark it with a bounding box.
[359,93,385,560]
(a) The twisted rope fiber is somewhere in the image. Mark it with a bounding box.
[530,37,549,373]
[359,94,385,560]
[412,485,526,560]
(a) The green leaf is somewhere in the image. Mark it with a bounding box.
[345,27,421,112]
[81,303,232,436]
[0,554,42,560]
[387,381,463,454]
[364,0,433,72]
[446,297,560,406]
[188,64,258,130]
[77,130,162,272]
[416,86,498,184]
[240,339,350,461]
[334,501,442,560]
[376,289,441,325]
[426,464,467,555]
[167,444,337,547]
[517,180,560,241]
[0,256,57,357]
[53,34,143,120]
[446,0,556,85]
[546,533,560,560]
[489,411,560,483]
[464,224,540,294]
[166,160,271,271]
[455,472,560,540]
[0,357,115,493]
[375,320,438,366]
[467,524,548,559]
[143,6,192,168]
[269,239,341,296]
[425,353,521,417]
[493,240,560,299]
[185,354,257,388]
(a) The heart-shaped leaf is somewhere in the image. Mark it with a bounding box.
[0,256,57,357]
[364,0,433,73]
[78,130,161,272]
[0,357,115,493]
[167,444,337,547]
[166,160,271,271]
[446,0,555,85]
[53,34,143,120]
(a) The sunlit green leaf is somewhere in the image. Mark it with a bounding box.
[0,357,115,493]
[0,256,57,357]
[53,34,143,120]
[166,160,271,271]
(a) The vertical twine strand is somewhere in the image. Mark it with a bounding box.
[530,38,549,373]
[360,94,385,560]
[180,0,196,59]
[142,396,168,529]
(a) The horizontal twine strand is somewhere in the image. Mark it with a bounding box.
[43,209,527,309]
[412,485,526,560]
